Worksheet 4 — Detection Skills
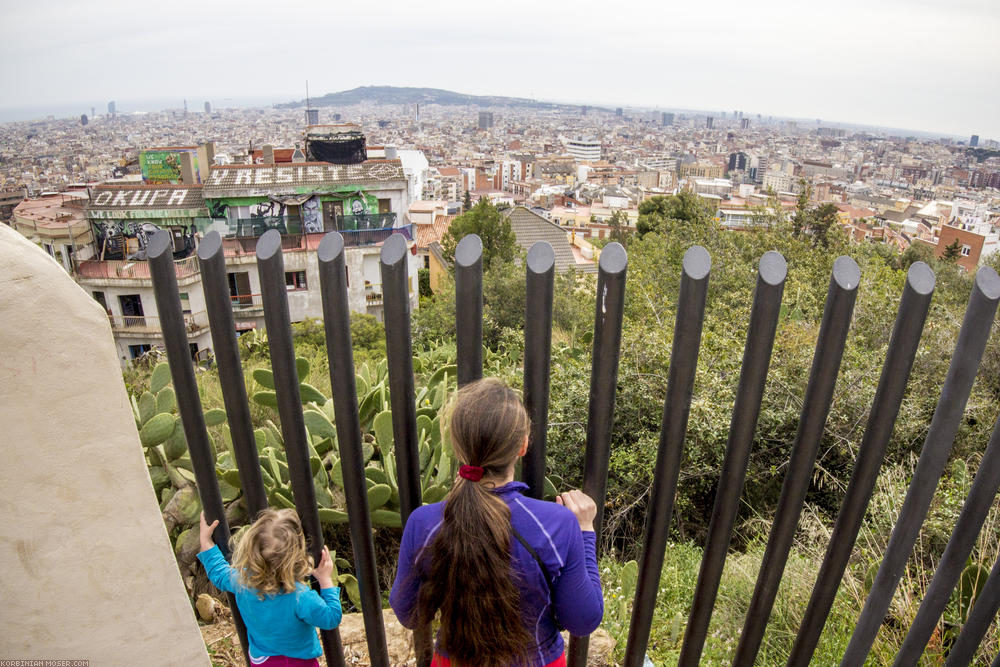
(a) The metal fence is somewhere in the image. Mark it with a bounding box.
[146,227,1000,667]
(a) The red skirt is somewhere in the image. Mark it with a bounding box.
[431,653,566,667]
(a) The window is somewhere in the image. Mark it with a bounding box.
[128,344,152,359]
[92,291,109,313]
[961,245,972,257]
[179,292,191,314]
[285,271,308,290]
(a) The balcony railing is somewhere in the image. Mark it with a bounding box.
[337,212,396,231]
[223,234,306,256]
[228,215,304,237]
[230,293,264,314]
[222,223,415,255]
[364,283,384,305]
[107,311,207,335]
[76,256,200,281]
[342,222,413,247]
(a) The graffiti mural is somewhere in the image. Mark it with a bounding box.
[301,196,322,233]
[92,221,195,260]
[207,200,228,219]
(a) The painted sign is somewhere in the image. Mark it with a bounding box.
[92,188,198,208]
[205,162,403,191]
[140,149,200,184]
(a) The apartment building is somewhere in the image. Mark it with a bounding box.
[10,140,419,365]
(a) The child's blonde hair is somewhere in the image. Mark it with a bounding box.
[231,508,314,597]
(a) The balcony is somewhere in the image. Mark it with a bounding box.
[229,215,303,237]
[337,212,396,231]
[364,283,384,306]
[230,293,264,316]
[75,256,200,282]
[108,312,208,336]
[223,234,307,256]
[221,222,415,257]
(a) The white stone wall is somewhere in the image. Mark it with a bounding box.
[0,224,209,665]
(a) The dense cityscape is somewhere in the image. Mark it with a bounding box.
[4,91,998,364]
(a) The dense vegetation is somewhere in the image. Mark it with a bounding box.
[128,195,1000,663]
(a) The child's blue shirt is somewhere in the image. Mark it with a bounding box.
[197,544,342,661]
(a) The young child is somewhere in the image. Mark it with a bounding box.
[198,508,342,666]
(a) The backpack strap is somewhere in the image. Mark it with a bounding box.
[511,525,562,630]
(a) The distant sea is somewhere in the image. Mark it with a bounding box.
[0,96,288,123]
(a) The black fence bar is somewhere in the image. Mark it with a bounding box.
[787,261,936,666]
[455,234,483,387]
[734,255,861,665]
[317,232,390,667]
[197,231,269,518]
[256,229,346,667]
[894,408,1000,666]
[678,250,787,667]
[148,230,251,663]
[842,266,1000,666]
[523,241,556,499]
[380,233,422,524]
[945,552,1000,667]
[625,246,712,667]
[568,242,628,667]
[380,232,433,667]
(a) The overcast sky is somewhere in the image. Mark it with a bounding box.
[1,0,997,138]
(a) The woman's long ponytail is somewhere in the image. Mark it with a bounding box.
[415,378,534,667]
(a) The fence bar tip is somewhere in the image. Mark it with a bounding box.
[317,231,345,262]
[380,232,408,265]
[527,241,555,274]
[455,234,483,267]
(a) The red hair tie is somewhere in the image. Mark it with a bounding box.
[458,465,485,482]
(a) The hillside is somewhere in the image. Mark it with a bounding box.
[278,85,574,110]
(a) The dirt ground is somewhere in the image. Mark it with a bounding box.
[199,602,616,667]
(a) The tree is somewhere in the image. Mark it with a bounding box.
[463,190,473,213]
[792,180,812,237]
[941,238,963,262]
[636,191,713,236]
[441,197,518,271]
[810,203,840,248]
[608,210,630,244]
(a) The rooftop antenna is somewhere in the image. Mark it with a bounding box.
[306,80,311,113]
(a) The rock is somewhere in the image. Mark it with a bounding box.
[338,608,416,665]
[336,608,616,666]
[560,630,616,666]
[174,527,201,573]
[196,593,220,622]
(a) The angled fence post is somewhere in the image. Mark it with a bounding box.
[678,250,786,667]
[625,245,712,667]
[945,551,1000,667]
[786,261,936,666]
[148,230,252,664]
[256,229,346,667]
[894,408,1000,666]
[842,266,1000,666]
[734,255,861,665]
[317,232,391,667]
[197,231,269,518]
[379,232,432,667]
[523,241,555,499]
[568,242,627,667]
[455,234,483,387]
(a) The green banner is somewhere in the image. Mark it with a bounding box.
[140,149,199,184]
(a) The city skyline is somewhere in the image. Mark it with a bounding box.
[0,0,997,139]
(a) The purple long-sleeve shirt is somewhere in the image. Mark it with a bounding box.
[390,481,603,666]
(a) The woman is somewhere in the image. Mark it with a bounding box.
[390,378,603,667]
